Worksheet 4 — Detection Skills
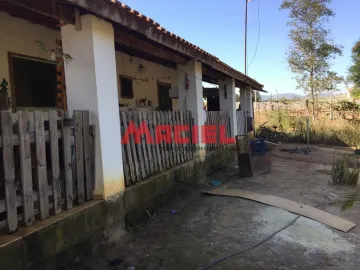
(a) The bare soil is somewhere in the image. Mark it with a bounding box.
[67,145,360,270]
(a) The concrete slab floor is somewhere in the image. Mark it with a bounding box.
[66,148,360,270]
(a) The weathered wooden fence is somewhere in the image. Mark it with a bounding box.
[0,110,95,233]
[236,110,246,135]
[205,111,231,152]
[120,111,195,187]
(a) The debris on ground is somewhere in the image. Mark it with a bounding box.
[108,258,123,267]
[204,188,356,232]
[210,179,222,186]
[170,209,181,215]
[281,147,311,155]
[145,210,159,221]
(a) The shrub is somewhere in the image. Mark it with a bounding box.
[331,155,360,186]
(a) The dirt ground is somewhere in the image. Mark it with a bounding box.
[68,145,360,270]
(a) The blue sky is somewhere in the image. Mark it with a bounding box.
[123,0,360,95]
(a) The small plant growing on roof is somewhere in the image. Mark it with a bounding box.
[36,40,73,66]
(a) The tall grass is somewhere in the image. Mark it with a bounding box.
[256,110,360,148]
[331,155,360,186]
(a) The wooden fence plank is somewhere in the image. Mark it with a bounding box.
[186,111,192,160]
[143,112,154,175]
[217,111,222,149]
[190,114,195,158]
[211,111,216,151]
[133,112,146,179]
[121,112,137,184]
[129,112,141,182]
[214,111,218,150]
[205,111,210,152]
[219,112,224,148]
[160,112,170,170]
[153,111,163,172]
[119,114,130,186]
[90,125,96,192]
[210,112,217,151]
[179,111,186,162]
[165,112,174,167]
[61,111,73,209]
[139,112,150,177]
[169,111,178,165]
[173,111,180,165]
[34,111,49,219]
[148,112,158,173]
[1,111,18,232]
[82,111,93,201]
[18,111,35,226]
[176,111,184,164]
[155,112,164,170]
[49,110,62,214]
[74,111,85,205]
[181,111,188,161]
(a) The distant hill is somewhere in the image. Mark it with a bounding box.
[260,93,304,101]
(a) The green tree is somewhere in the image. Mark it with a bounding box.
[280,0,342,117]
[320,71,343,92]
[348,40,360,100]
[351,88,360,100]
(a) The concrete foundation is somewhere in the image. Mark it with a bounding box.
[0,147,235,270]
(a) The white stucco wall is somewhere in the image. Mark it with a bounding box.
[115,52,179,110]
[0,12,181,111]
[0,12,60,101]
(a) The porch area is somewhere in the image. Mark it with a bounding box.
[0,1,264,268]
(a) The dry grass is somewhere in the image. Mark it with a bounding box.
[255,111,360,148]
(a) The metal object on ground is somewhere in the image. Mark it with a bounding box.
[236,135,271,177]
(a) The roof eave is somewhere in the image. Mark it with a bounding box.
[63,0,264,90]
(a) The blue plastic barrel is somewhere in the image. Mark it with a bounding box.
[250,139,267,156]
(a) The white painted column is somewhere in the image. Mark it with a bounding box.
[61,15,124,200]
[240,86,253,117]
[177,60,205,156]
[239,86,253,135]
[219,77,237,137]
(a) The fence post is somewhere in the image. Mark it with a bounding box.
[18,111,35,226]
[1,111,18,232]
[34,111,49,219]
[74,111,85,205]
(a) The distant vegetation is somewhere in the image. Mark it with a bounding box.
[281,0,343,117]
[348,40,360,100]
[256,99,360,148]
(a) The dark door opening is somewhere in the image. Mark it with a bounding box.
[157,83,172,111]
[11,55,57,108]
[207,96,220,111]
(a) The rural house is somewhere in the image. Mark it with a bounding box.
[0,0,264,268]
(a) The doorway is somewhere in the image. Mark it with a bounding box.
[157,82,172,110]
[207,96,220,111]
